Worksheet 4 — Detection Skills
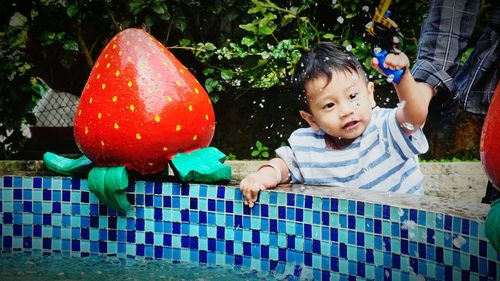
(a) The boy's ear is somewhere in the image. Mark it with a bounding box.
[367,81,376,107]
[300,110,320,130]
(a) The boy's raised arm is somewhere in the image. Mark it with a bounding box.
[371,52,430,135]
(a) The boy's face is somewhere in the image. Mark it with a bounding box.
[300,70,376,141]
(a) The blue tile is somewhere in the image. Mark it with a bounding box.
[357,202,364,216]
[3,176,13,187]
[444,215,452,231]
[348,201,356,214]
[348,215,356,229]
[328,198,338,212]
[383,205,390,219]
[305,196,313,208]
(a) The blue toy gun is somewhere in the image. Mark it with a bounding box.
[366,0,405,84]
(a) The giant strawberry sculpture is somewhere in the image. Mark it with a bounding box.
[44,28,231,213]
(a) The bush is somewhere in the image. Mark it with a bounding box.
[1,0,487,160]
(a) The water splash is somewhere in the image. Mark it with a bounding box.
[453,235,467,249]
[402,122,414,131]
[337,16,344,24]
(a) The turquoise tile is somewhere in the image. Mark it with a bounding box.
[435,230,444,246]
[207,225,216,238]
[71,192,80,202]
[427,212,436,228]
[269,205,278,218]
[391,207,400,221]
[391,239,400,254]
[161,182,172,194]
[321,241,330,256]
[339,259,348,274]
[312,197,322,211]
[444,248,453,265]
[269,247,278,260]
[190,224,199,237]
[374,251,383,265]
[126,243,135,255]
[285,221,295,235]
[207,186,217,198]
[347,245,356,260]
[312,254,321,268]
[365,233,374,249]
[338,229,347,244]
[260,232,269,245]
[144,207,154,219]
[339,199,348,214]
[259,191,269,204]
[295,237,304,251]
[242,229,252,242]
[3,201,13,212]
[356,217,365,232]
[52,214,61,226]
[32,189,42,201]
[330,213,339,226]
[277,192,287,205]
[365,264,375,279]
[278,234,287,248]
[312,225,321,239]
[224,227,234,240]
[252,218,262,230]
[134,181,145,193]
[216,213,225,226]
[180,197,189,209]
[382,221,391,236]
[190,185,200,197]
[303,209,313,224]
[233,241,242,255]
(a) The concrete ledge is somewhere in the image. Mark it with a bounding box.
[0,160,489,204]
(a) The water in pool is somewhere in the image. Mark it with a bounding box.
[0,252,310,281]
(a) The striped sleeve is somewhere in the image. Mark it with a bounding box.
[385,108,429,159]
[275,145,304,183]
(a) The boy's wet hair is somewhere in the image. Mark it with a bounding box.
[291,42,366,112]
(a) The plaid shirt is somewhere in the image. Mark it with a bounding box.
[411,0,499,115]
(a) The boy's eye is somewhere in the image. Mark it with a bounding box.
[349,93,359,100]
[323,102,335,109]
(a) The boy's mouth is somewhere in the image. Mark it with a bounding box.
[343,120,360,130]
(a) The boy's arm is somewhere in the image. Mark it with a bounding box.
[239,157,290,208]
[372,53,431,135]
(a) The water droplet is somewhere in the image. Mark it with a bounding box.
[399,209,404,217]
[453,235,466,248]
[365,22,373,29]
[362,6,369,12]
[345,45,353,52]
[386,75,394,83]
[402,122,414,131]
[397,100,406,109]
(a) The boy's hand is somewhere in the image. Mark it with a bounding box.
[239,168,277,208]
[371,50,410,76]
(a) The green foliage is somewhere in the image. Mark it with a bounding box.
[251,140,270,159]
[0,0,433,159]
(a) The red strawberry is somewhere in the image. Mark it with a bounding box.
[73,28,215,175]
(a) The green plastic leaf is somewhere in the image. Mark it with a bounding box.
[262,151,269,158]
[251,150,260,157]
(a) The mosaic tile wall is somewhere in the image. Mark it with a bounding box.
[1,175,499,280]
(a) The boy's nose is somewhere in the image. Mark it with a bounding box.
[338,102,354,118]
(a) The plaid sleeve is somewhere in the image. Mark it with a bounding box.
[411,0,480,97]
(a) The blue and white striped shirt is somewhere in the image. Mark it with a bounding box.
[276,107,429,194]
